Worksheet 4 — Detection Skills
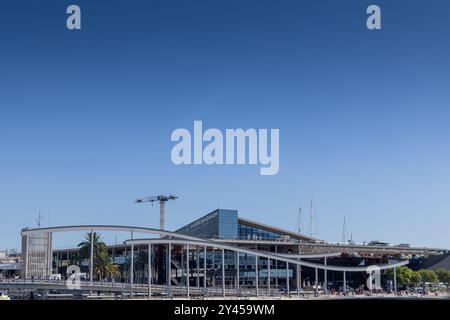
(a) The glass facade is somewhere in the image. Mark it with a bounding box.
[176,209,238,239]
[238,223,285,241]
[176,209,288,241]
[217,210,238,239]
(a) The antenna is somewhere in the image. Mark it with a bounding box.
[298,206,303,234]
[36,210,43,228]
[341,217,346,243]
[309,197,314,237]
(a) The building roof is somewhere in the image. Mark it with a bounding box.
[427,253,450,271]
[238,217,325,243]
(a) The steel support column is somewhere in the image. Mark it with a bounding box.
[47,232,53,276]
[236,251,240,295]
[148,244,152,298]
[186,244,190,298]
[130,243,134,284]
[286,262,289,295]
[24,235,29,279]
[343,271,347,294]
[324,257,328,295]
[89,230,94,283]
[168,243,171,290]
[275,245,278,289]
[196,246,200,288]
[298,258,302,292]
[393,267,397,295]
[315,268,318,290]
[255,255,259,297]
[221,248,225,298]
[203,246,207,294]
[268,258,271,296]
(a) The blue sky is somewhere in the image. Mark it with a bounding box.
[1,0,449,249]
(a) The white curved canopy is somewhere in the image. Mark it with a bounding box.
[125,238,409,272]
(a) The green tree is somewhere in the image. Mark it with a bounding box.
[94,252,120,280]
[77,232,108,260]
[119,258,130,280]
[387,266,416,287]
[134,251,149,283]
[417,269,438,284]
[411,271,422,286]
[434,269,450,284]
[78,232,109,280]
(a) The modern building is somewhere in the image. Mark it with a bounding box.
[18,208,448,297]
[176,209,322,243]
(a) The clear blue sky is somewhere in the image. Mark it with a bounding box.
[1,0,449,249]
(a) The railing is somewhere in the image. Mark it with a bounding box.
[0,278,231,295]
[0,278,151,290]
[0,278,310,297]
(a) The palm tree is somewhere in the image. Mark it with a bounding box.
[119,258,130,281]
[134,251,149,283]
[77,232,108,260]
[95,252,120,281]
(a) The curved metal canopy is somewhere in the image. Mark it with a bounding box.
[125,238,409,272]
[22,224,409,272]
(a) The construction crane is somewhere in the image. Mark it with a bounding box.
[135,195,178,231]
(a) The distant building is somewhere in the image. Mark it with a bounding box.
[0,250,22,278]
